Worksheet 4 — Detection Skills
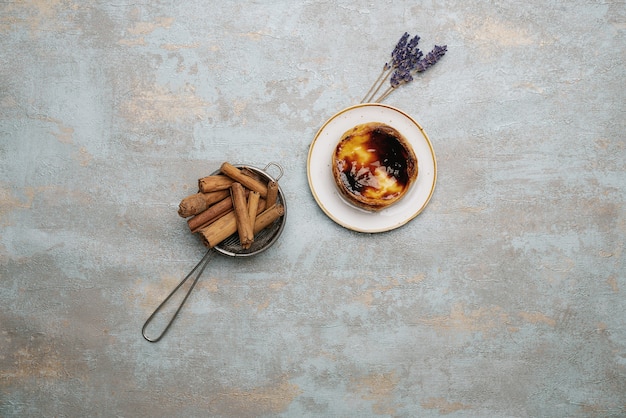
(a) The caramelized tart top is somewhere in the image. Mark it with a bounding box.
[332,122,418,211]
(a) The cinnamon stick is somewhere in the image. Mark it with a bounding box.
[220,162,268,198]
[198,175,235,193]
[199,199,266,248]
[266,181,278,206]
[253,204,285,234]
[199,211,238,248]
[241,167,263,181]
[230,182,254,249]
[178,190,230,218]
[187,189,250,232]
[187,196,233,233]
[247,191,260,233]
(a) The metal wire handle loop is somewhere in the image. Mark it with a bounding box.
[141,249,213,343]
[263,162,284,181]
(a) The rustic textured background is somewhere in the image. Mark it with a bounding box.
[1,1,625,417]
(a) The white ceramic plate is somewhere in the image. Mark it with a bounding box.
[307,103,437,233]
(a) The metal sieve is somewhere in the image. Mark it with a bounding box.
[142,163,286,342]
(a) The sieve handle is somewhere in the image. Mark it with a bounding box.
[263,162,284,181]
[141,250,213,343]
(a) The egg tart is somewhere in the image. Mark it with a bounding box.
[332,122,417,211]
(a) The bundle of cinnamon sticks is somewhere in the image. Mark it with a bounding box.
[178,162,284,249]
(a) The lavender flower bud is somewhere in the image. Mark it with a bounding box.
[414,45,447,73]
[407,34,421,50]
[390,71,402,87]
[390,58,416,87]
[390,32,410,67]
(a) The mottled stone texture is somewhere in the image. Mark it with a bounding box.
[1,1,624,417]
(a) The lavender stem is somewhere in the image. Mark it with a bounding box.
[364,67,393,103]
[361,65,388,103]
[374,85,396,103]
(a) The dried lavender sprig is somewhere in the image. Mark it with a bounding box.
[374,44,447,103]
[361,32,420,103]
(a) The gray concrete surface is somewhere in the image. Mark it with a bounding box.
[1,1,625,417]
